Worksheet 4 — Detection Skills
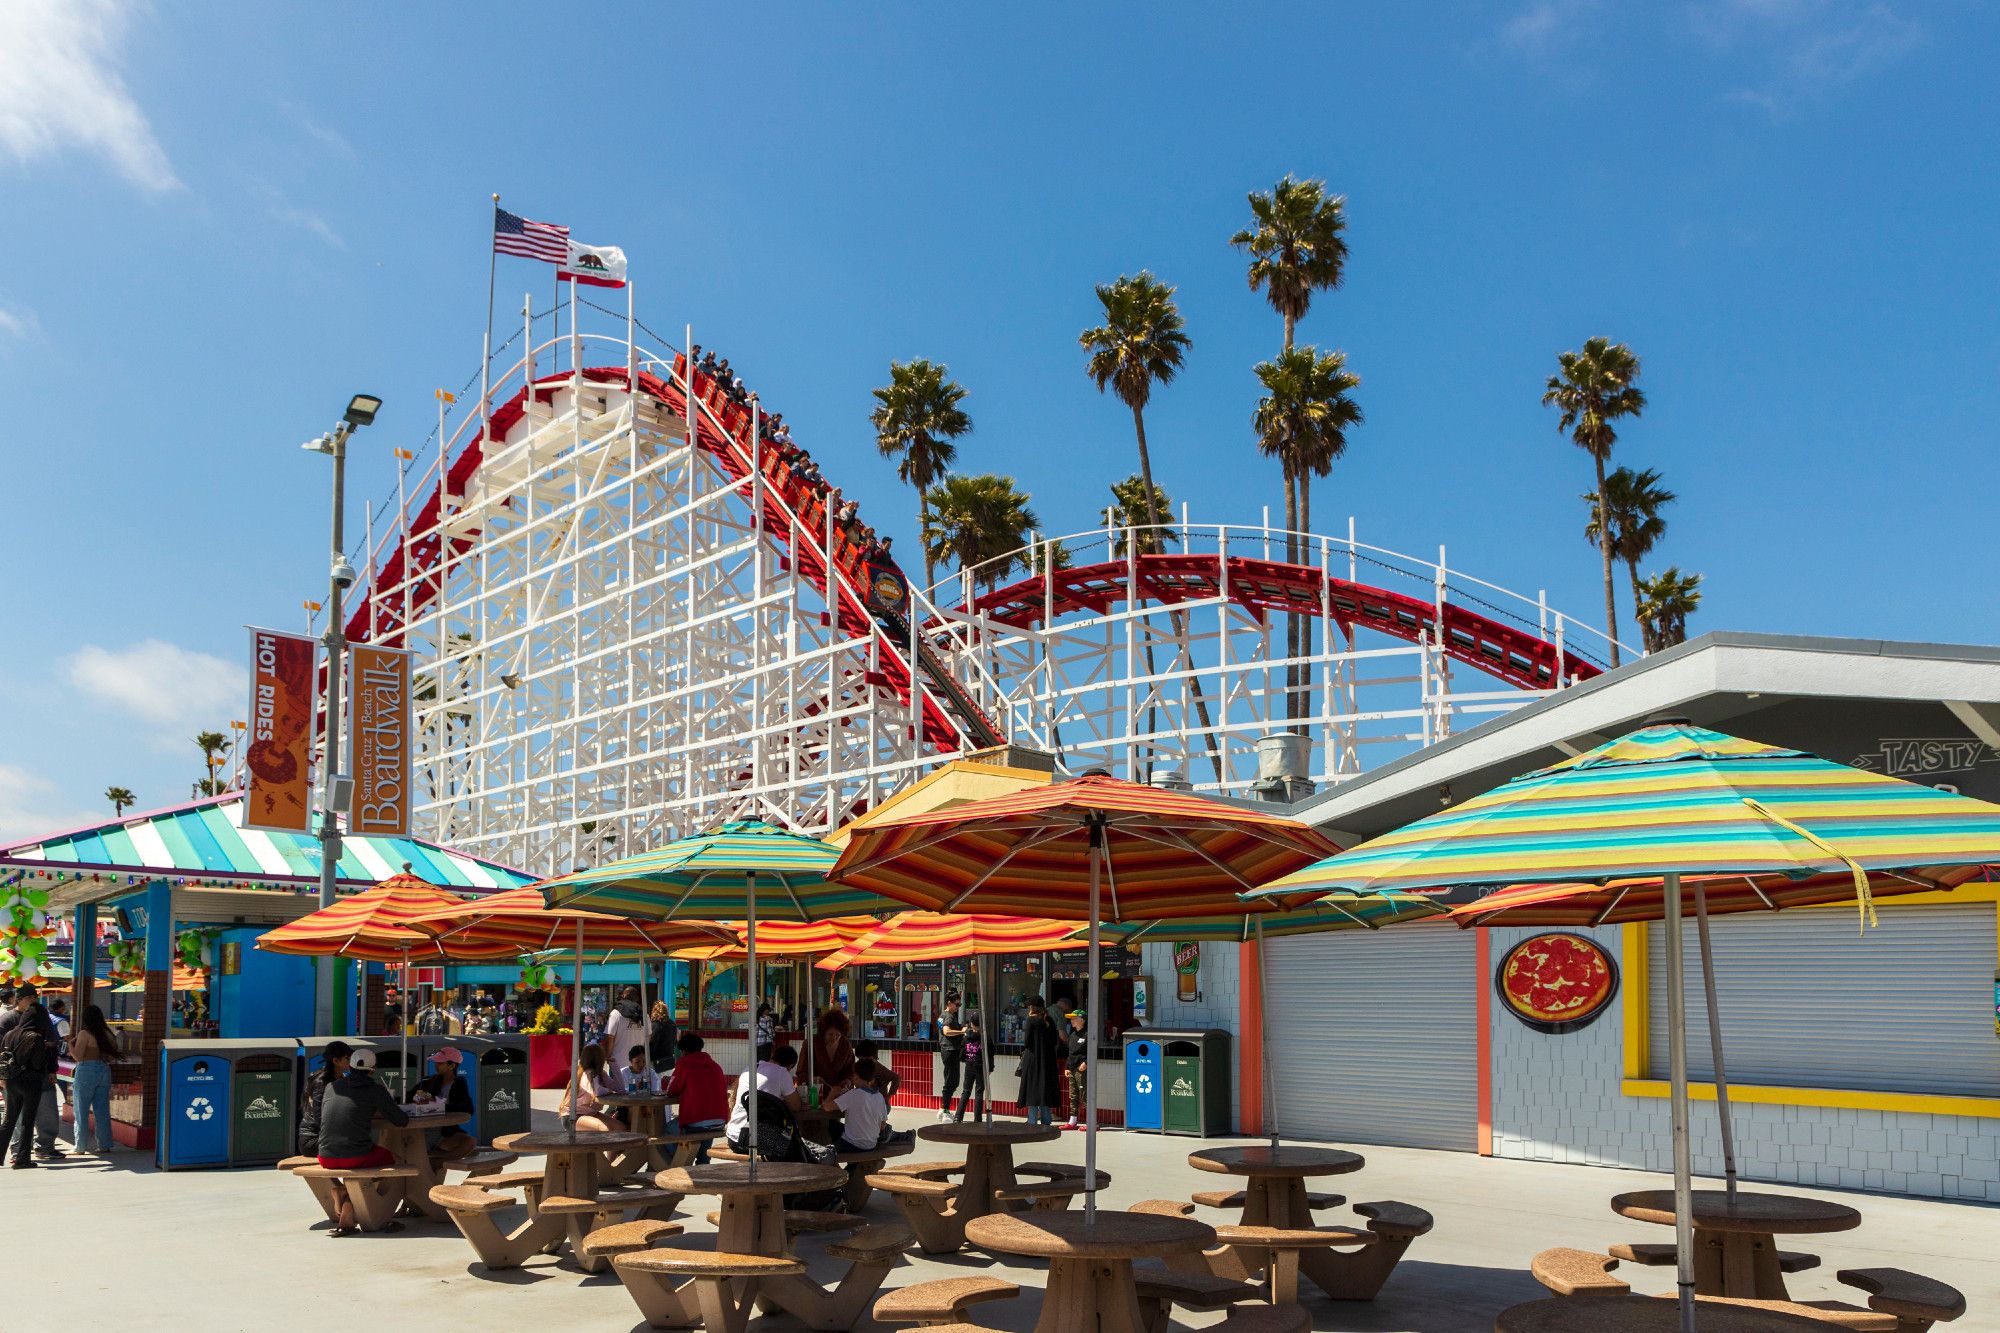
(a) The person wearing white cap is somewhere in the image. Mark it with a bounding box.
[316,1048,408,1236]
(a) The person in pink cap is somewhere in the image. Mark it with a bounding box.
[412,1046,476,1162]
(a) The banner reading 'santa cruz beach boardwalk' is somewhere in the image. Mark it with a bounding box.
[349,643,411,837]
[244,627,316,833]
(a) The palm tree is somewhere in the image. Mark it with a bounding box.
[193,729,229,798]
[1543,337,1646,666]
[1026,538,1072,575]
[922,473,1039,595]
[871,359,972,590]
[105,786,136,817]
[1080,273,1220,779]
[1254,347,1363,726]
[1584,466,1676,637]
[1231,177,1349,537]
[1635,567,1703,653]
[1102,475,1174,558]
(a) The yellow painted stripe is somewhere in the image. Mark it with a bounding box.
[1621,1078,2000,1120]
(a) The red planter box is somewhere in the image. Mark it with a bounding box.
[529,1032,574,1088]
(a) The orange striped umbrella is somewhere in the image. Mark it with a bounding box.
[828,771,1337,1221]
[828,772,1340,922]
[255,873,522,963]
[814,913,1081,969]
[399,887,734,956]
[668,917,888,961]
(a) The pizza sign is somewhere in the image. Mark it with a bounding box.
[1496,932,1618,1034]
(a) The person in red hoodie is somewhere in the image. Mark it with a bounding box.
[663,1031,728,1164]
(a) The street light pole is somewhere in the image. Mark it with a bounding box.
[306,394,380,1035]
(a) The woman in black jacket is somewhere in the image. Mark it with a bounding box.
[1016,999,1061,1127]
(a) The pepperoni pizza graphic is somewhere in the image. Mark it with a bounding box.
[1496,932,1619,1033]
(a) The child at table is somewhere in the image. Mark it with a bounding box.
[833,1057,891,1152]
[622,1044,660,1093]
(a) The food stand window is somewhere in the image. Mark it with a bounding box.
[992,953,1045,1047]
[698,959,748,1030]
[901,961,943,1039]
[1047,945,1143,1048]
[860,964,901,1038]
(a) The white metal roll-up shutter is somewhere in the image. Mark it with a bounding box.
[1647,902,1999,1098]
[1264,925,1479,1151]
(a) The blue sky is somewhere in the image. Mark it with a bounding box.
[2,1,1995,838]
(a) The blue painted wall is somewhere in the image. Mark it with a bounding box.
[215,927,315,1037]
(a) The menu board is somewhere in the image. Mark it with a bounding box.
[1047,944,1144,980]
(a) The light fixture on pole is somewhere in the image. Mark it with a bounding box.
[303,392,380,1036]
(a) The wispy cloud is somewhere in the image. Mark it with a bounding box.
[269,198,346,250]
[0,302,38,341]
[1501,0,1601,58]
[0,762,101,843]
[68,639,246,751]
[1695,0,1925,116]
[274,100,357,160]
[0,0,178,192]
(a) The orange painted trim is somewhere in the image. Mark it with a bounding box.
[1474,929,1493,1155]
[1238,940,1264,1135]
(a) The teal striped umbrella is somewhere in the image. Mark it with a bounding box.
[535,819,905,1174]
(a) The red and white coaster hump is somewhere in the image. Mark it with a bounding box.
[342,301,1619,875]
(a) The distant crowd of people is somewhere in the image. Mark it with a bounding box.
[690,346,900,572]
[1,982,122,1166]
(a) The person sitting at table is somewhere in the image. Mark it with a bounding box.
[410,1046,476,1162]
[663,1031,727,1163]
[853,1038,901,1100]
[317,1048,408,1236]
[621,1044,660,1093]
[726,1042,804,1155]
[296,1039,351,1160]
[558,1043,625,1131]
[812,1007,855,1097]
[834,1057,913,1152]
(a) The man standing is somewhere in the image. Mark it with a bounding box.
[1061,1009,1090,1131]
[934,990,965,1123]
[0,984,62,1167]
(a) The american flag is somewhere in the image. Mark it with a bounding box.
[493,208,569,263]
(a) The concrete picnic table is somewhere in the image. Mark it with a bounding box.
[374,1110,468,1221]
[1611,1188,1863,1301]
[622,1160,905,1329]
[919,1120,1062,1221]
[1495,1293,1832,1332]
[598,1091,677,1176]
[965,1210,1217,1333]
[426,1128,665,1270]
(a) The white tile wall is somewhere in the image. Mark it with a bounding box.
[1142,940,1243,1130]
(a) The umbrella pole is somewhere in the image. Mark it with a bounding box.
[1664,872,1697,1333]
[1085,821,1103,1226]
[400,946,411,1100]
[746,870,758,1184]
[567,920,584,1142]
[1693,880,1739,1203]
[1255,917,1277,1151]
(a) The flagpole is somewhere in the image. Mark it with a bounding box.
[483,195,498,443]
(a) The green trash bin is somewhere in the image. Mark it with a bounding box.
[1156,1029,1231,1136]
[230,1053,295,1164]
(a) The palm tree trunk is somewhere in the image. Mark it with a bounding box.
[918,493,935,592]
[1134,402,1223,785]
[1626,555,1646,656]
[1594,453,1621,667]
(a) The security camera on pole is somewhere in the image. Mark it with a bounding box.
[301,393,381,1035]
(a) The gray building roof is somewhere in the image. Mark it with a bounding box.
[1291,631,2000,842]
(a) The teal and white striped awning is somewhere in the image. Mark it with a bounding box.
[0,792,532,903]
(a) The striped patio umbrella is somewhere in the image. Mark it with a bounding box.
[1247,721,2000,1330]
[670,917,889,961]
[112,965,207,994]
[814,913,1083,969]
[829,771,1339,1221]
[533,820,906,1162]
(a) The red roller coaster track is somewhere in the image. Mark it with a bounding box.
[346,363,1598,765]
[966,554,1603,693]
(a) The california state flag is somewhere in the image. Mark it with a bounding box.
[559,239,627,288]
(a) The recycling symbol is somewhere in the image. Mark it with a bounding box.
[1134,1075,1153,1095]
[185,1096,215,1122]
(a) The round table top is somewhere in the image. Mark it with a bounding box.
[393,1111,470,1131]
[599,1092,672,1107]
[658,1161,847,1197]
[1188,1145,1365,1178]
[494,1129,648,1155]
[921,1121,1063,1147]
[1495,1295,1831,1332]
[1611,1189,1862,1235]
[966,1210,1216,1260]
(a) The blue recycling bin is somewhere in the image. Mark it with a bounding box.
[1123,1033,1164,1131]
[159,1048,230,1168]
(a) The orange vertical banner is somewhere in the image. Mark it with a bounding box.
[348,643,412,837]
[243,628,317,833]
